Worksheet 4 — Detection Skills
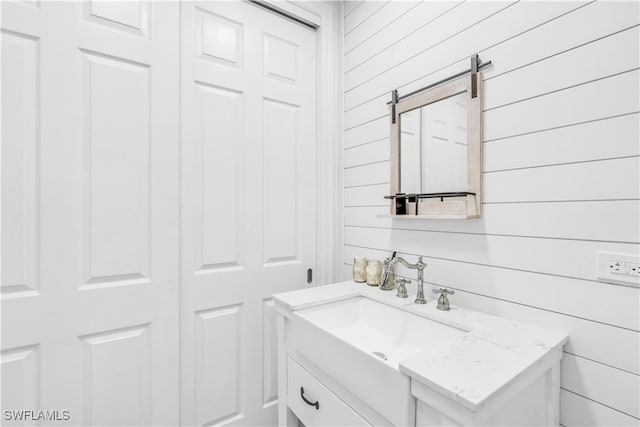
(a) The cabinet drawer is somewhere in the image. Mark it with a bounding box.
[287,356,370,426]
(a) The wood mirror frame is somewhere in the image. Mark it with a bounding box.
[389,72,483,219]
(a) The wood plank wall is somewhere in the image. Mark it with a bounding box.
[341,1,640,425]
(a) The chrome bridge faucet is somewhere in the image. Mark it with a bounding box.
[380,255,428,304]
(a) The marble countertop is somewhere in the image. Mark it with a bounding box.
[273,281,568,412]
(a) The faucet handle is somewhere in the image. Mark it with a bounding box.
[396,278,411,298]
[433,288,454,311]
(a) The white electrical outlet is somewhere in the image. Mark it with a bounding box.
[609,260,626,275]
[597,252,640,286]
[628,263,640,277]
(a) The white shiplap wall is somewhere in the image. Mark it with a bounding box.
[342,1,640,426]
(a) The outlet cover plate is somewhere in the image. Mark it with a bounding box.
[597,251,640,286]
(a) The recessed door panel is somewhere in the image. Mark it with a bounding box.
[263,98,299,265]
[1,345,40,418]
[85,0,150,38]
[263,33,298,83]
[195,305,242,426]
[196,8,243,69]
[80,325,151,426]
[195,82,244,273]
[81,51,151,287]
[1,31,39,298]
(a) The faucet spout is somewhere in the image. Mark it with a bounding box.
[380,254,427,304]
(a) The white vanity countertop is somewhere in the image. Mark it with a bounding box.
[273,281,568,412]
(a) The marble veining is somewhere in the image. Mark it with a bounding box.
[273,280,568,412]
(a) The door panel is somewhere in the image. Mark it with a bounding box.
[263,98,300,264]
[194,305,242,426]
[180,2,317,426]
[1,2,179,425]
[85,0,150,37]
[1,28,39,299]
[81,50,151,286]
[80,325,152,426]
[196,9,243,68]
[0,345,40,417]
[194,82,244,273]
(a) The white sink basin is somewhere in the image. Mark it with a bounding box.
[289,295,469,425]
[297,296,467,369]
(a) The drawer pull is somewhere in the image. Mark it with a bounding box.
[300,387,320,410]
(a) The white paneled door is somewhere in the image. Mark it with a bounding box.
[179,2,317,426]
[2,1,315,425]
[2,1,179,425]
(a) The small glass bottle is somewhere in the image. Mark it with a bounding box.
[365,260,382,286]
[353,257,367,283]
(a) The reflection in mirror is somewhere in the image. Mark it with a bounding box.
[400,91,468,194]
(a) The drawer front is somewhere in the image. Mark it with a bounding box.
[287,356,370,427]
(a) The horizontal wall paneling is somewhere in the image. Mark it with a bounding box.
[342,2,640,424]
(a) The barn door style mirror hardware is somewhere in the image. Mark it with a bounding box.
[384,55,491,219]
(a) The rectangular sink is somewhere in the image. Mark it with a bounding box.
[297,296,467,368]
[288,295,468,425]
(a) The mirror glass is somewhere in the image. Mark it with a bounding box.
[399,91,468,194]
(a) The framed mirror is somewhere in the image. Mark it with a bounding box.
[388,70,483,218]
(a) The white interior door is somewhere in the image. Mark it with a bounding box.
[1,2,179,425]
[179,2,317,425]
[422,93,468,193]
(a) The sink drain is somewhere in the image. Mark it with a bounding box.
[372,351,387,361]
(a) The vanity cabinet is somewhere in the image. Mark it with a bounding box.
[274,282,567,427]
[286,356,369,426]
[410,361,561,426]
